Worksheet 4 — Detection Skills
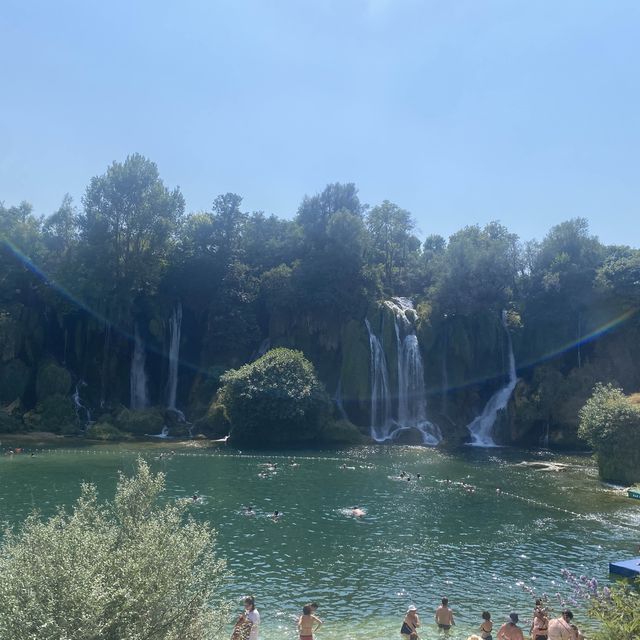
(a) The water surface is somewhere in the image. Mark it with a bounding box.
[1,444,638,639]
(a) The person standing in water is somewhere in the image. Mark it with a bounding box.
[479,611,493,640]
[243,596,260,640]
[435,598,454,631]
[401,605,420,639]
[298,604,322,640]
[497,613,524,640]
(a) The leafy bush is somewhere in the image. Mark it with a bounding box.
[0,458,229,640]
[35,361,72,401]
[219,348,331,447]
[0,409,21,433]
[578,383,640,484]
[36,393,78,433]
[194,403,231,439]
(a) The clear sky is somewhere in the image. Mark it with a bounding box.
[1,0,639,246]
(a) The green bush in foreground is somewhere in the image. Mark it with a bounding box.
[0,459,229,640]
[578,383,640,484]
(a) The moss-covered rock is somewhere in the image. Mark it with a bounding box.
[193,403,230,439]
[0,359,30,403]
[0,410,22,433]
[319,419,367,445]
[86,422,131,441]
[339,320,371,426]
[114,408,165,436]
[36,362,72,402]
[35,394,78,434]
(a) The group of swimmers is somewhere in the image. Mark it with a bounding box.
[401,598,585,640]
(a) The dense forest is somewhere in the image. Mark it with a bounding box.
[1,153,640,450]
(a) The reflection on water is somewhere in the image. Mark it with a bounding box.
[1,445,638,639]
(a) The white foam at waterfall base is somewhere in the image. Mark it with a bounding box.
[467,312,517,447]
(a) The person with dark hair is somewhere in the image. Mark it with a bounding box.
[497,613,524,640]
[435,598,454,630]
[531,605,549,640]
[298,603,322,639]
[548,610,577,640]
[243,596,260,640]
[479,611,493,640]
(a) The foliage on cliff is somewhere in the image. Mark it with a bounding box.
[578,383,640,484]
[0,458,229,640]
[219,348,331,447]
[1,154,640,444]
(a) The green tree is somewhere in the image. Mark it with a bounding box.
[0,458,228,640]
[219,348,331,447]
[366,200,420,292]
[78,154,185,312]
[578,383,640,484]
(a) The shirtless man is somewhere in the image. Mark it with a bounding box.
[548,610,578,640]
[497,613,524,640]
[298,604,322,640]
[435,597,454,631]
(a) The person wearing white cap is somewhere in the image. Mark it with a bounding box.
[497,613,524,640]
[400,605,420,640]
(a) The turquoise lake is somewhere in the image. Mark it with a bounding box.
[1,443,638,640]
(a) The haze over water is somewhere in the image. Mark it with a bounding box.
[1,444,638,639]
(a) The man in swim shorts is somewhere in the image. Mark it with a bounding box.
[435,597,454,630]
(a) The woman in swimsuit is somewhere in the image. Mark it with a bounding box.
[401,605,420,639]
[298,604,322,640]
[480,611,493,640]
[531,607,549,640]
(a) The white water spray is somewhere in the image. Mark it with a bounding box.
[166,303,182,411]
[467,311,518,447]
[366,299,442,445]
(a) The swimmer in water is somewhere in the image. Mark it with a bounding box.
[244,505,255,516]
[272,510,280,521]
[351,506,366,518]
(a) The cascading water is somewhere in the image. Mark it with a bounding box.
[366,299,442,445]
[467,311,518,447]
[334,376,349,421]
[72,380,92,429]
[130,325,149,410]
[365,318,392,442]
[166,302,182,411]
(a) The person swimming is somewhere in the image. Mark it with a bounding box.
[351,506,366,518]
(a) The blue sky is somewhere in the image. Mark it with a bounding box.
[1,0,639,246]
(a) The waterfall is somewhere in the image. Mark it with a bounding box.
[366,298,442,445]
[365,318,392,441]
[467,311,518,447]
[441,325,449,416]
[166,303,182,411]
[72,380,92,429]
[130,325,149,410]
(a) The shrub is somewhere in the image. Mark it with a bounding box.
[219,348,331,447]
[578,383,640,484]
[0,458,229,640]
[35,361,72,401]
[194,403,231,439]
[35,394,78,434]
